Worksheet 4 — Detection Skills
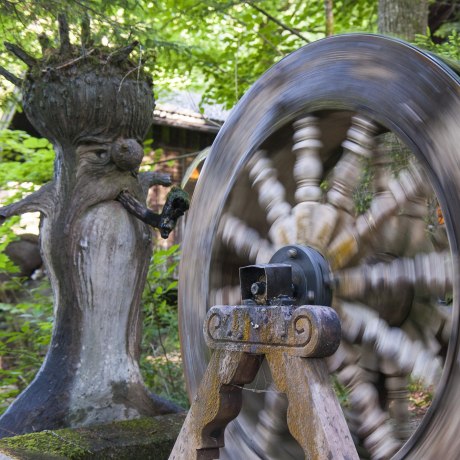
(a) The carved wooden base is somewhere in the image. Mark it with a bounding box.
[170,350,358,460]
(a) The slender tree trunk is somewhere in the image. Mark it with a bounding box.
[325,0,334,36]
[378,0,428,40]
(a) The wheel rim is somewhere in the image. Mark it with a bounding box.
[179,34,460,459]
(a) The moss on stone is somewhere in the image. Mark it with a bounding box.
[0,429,88,459]
[0,412,186,459]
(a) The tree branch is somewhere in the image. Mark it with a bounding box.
[58,13,71,54]
[247,2,310,43]
[4,41,37,67]
[108,41,139,64]
[81,13,93,49]
[138,171,172,195]
[38,34,51,55]
[0,182,56,223]
[116,189,161,227]
[0,66,22,87]
[226,12,283,56]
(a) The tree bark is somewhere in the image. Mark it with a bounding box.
[378,0,428,40]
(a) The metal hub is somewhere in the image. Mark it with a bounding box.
[269,245,332,307]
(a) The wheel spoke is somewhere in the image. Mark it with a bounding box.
[331,304,419,457]
[292,116,323,204]
[291,116,326,248]
[340,301,442,387]
[246,150,293,245]
[328,158,430,269]
[335,361,402,459]
[381,359,412,443]
[409,300,452,349]
[371,138,393,193]
[336,300,443,458]
[327,115,377,214]
[320,115,378,268]
[219,212,275,263]
[363,144,434,257]
[335,250,452,302]
[252,385,291,458]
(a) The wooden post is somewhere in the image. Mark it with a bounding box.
[169,302,358,459]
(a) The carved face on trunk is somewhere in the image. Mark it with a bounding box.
[63,136,146,229]
[77,138,144,175]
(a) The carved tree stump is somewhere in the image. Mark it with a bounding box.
[0,16,187,438]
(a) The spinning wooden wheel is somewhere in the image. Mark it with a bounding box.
[178,34,460,459]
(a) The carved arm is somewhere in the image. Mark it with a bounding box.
[0,182,56,223]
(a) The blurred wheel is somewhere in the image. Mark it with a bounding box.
[179,34,460,459]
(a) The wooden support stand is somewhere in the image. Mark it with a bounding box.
[170,303,358,460]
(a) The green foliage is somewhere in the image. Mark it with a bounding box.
[0,218,21,276]
[0,128,55,414]
[0,280,53,414]
[334,0,378,33]
[408,378,433,417]
[0,1,380,110]
[153,0,378,108]
[332,375,350,408]
[385,134,411,177]
[140,244,188,408]
[0,128,54,287]
[414,30,460,61]
[0,130,54,186]
[353,158,374,215]
[12,0,460,112]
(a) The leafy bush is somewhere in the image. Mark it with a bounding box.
[0,129,56,413]
[0,280,53,414]
[413,31,460,61]
[140,244,189,409]
[0,129,54,186]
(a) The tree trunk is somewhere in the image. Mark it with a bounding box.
[0,17,187,438]
[378,0,428,40]
[325,0,334,37]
